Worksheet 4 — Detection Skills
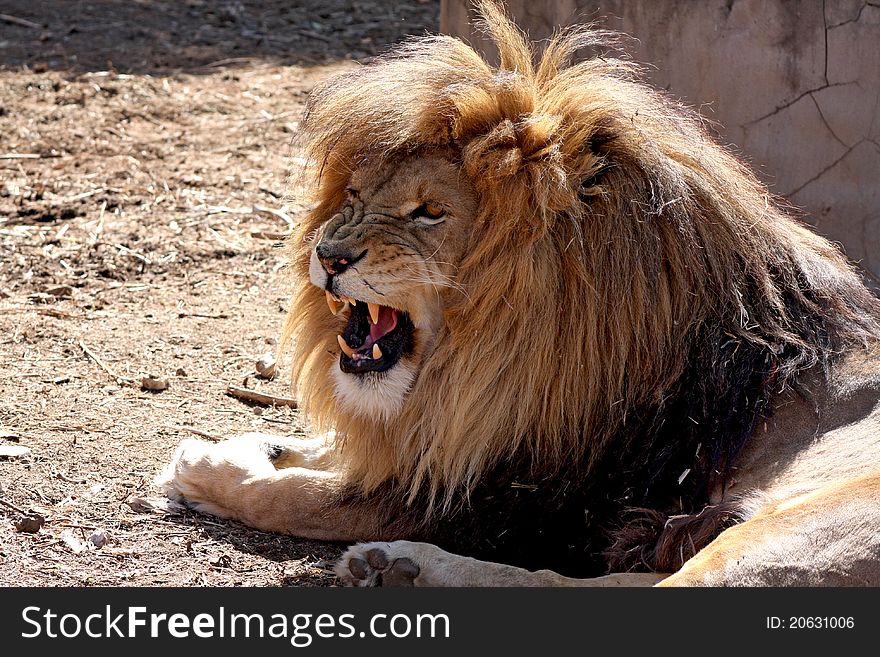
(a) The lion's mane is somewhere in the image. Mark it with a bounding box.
[282,1,880,567]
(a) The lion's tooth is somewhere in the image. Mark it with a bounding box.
[368,303,380,325]
[372,343,382,360]
[337,335,356,358]
[326,291,341,316]
[349,298,357,306]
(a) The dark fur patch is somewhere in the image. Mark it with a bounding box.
[604,501,746,573]
[341,324,831,578]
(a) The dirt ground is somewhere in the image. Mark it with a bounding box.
[0,0,439,586]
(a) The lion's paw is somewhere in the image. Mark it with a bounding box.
[335,541,461,587]
[154,435,278,517]
[335,542,422,587]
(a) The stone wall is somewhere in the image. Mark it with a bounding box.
[441,0,880,283]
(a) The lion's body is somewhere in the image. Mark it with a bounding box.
[158,2,880,586]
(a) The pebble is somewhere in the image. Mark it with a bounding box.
[255,353,277,379]
[14,512,45,534]
[88,529,109,548]
[141,375,169,391]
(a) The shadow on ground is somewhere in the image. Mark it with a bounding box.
[0,0,438,74]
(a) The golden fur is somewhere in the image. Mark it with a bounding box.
[282,0,879,505]
[158,1,880,586]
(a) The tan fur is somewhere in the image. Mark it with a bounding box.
[159,1,880,586]
[282,0,878,506]
[660,471,880,586]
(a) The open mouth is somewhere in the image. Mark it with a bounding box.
[326,291,414,374]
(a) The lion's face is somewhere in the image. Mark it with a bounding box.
[308,154,477,419]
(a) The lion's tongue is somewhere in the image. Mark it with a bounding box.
[369,306,398,342]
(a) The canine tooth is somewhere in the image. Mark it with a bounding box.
[337,335,356,358]
[372,343,382,360]
[349,298,357,305]
[326,291,342,316]
[368,303,380,324]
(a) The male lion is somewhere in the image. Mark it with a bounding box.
[158,2,880,586]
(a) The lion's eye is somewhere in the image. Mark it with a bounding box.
[411,202,446,225]
[345,187,359,199]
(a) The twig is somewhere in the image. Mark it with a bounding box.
[206,205,250,215]
[177,312,229,319]
[125,111,163,127]
[226,385,298,408]
[250,230,288,240]
[0,307,87,320]
[79,341,131,385]
[162,425,221,442]
[113,243,151,264]
[53,471,88,484]
[198,57,257,69]
[259,186,283,199]
[0,153,43,160]
[53,188,105,204]
[0,13,41,29]
[252,204,295,231]
[0,498,27,514]
[297,29,332,44]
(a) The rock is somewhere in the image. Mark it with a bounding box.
[46,284,74,299]
[88,529,108,548]
[14,512,45,533]
[255,353,277,379]
[141,375,168,391]
[126,496,156,513]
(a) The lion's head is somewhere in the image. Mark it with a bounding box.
[304,154,477,422]
[283,1,880,503]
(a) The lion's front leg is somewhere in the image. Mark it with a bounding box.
[336,541,667,587]
[155,436,377,541]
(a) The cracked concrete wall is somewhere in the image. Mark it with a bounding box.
[441,0,880,282]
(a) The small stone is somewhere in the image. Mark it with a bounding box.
[14,512,45,533]
[175,367,187,377]
[141,375,168,391]
[126,496,156,513]
[46,285,74,299]
[88,529,108,548]
[255,353,277,379]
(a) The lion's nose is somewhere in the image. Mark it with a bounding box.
[316,243,364,275]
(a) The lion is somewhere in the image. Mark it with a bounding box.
[157,1,880,586]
